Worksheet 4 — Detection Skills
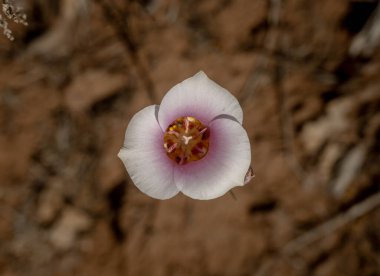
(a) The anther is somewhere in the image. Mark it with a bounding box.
[167,143,177,153]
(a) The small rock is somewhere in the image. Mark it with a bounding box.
[65,70,126,113]
[50,207,92,250]
[301,98,352,153]
[36,187,63,225]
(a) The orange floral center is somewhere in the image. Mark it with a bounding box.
[163,116,210,165]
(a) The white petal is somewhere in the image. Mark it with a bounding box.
[118,105,179,199]
[158,71,243,130]
[174,117,251,200]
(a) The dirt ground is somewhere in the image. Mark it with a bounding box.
[0,0,380,275]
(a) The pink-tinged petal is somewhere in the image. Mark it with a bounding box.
[174,117,251,200]
[158,71,243,130]
[118,105,179,199]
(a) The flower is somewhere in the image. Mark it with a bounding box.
[118,71,251,200]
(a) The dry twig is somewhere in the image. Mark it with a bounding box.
[256,192,380,276]
[94,0,157,103]
[350,2,380,57]
[283,192,380,254]
[266,0,313,187]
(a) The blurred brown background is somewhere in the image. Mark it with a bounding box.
[1,0,380,275]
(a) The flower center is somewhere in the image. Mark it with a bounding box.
[163,116,210,165]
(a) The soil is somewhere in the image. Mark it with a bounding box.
[0,0,380,275]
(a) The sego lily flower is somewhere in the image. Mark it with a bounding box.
[118,71,251,200]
